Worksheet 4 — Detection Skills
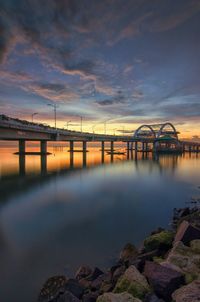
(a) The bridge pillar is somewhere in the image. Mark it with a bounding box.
[19,140,26,154]
[40,141,47,154]
[127,142,130,150]
[142,142,145,152]
[135,142,138,152]
[101,141,105,152]
[111,141,114,153]
[189,145,191,153]
[69,141,74,152]
[146,143,148,151]
[83,141,87,152]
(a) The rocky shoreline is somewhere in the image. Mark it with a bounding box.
[38,206,200,302]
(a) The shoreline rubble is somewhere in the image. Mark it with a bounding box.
[38,205,200,302]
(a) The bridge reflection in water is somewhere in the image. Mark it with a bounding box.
[14,146,199,177]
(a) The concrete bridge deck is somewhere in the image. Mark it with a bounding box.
[0,115,199,154]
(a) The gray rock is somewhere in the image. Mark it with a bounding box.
[172,280,200,302]
[174,220,200,245]
[75,266,92,280]
[38,275,66,302]
[57,291,80,302]
[82,291,99,302]
[162,240,200,283]
[144,293,165,302]
[112,265,126,284]
[144,261,184,301]
[87,267,104,281]
[97,292,142,302]
[91,273,111,291]
[120,243,138,263]
[65,279,84,299]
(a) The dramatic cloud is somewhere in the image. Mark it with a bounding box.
[0,0,200,135]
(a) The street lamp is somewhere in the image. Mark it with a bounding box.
[113,128,117,136]
[80,116,83,132]
[48,103,58,129]
[31,112,38,123]
[104,119,110,135]
[65,120,71,130]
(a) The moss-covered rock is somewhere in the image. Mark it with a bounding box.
[113,265,151,299]
[161,239,200,284]
[144,231,174,252]
[97,292,142,302]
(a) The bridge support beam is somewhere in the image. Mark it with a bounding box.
[101,141,105,152]
[135,142,138,152]
[83,141,87,152]
[19,140,26,154]
[142,142,145,152]
[40,141,47,154]
[69,141,74,152]
[127,142,130,150]
[111,141,114,153]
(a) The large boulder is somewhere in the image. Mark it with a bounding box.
[174,220,200,245]
[120,243,138,264]
[144,261,184,301]
[97,292,142,302]
[144,231,174,253]
[172,280,200,302]
[162,240,200,283]
[114,265,150,300]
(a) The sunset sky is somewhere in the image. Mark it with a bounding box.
[0,0,200,138]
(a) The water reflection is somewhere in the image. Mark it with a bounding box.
[0,146,199,302]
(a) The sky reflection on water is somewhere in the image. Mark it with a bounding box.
[0,146,199,302]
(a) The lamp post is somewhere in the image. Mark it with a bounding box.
[104,119,110,135]
[48,103,58,129]
[113,128,117,136]
[31,112,38,123]
[65,120,71,130]
[80,116,83,132]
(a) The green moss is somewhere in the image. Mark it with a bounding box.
[191,240,200,253]
[185,272,199,284]
[114,277,149,299]
[144,231,174,252]
[153,256,164,263]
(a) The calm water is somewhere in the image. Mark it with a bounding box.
[0,143,199,302]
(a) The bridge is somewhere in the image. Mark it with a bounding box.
[0,115,199,155]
